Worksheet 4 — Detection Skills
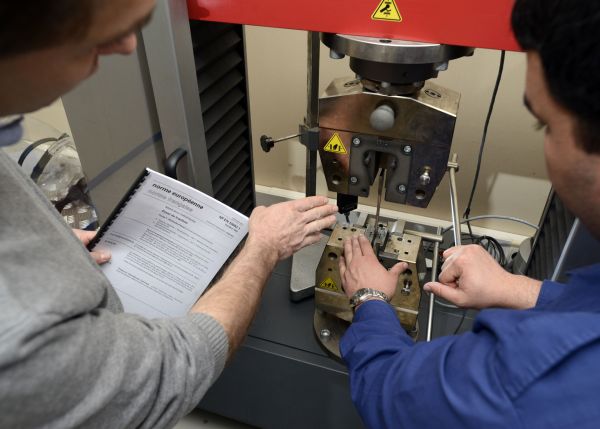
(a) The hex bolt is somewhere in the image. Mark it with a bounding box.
[320,329,331,340]
[397,184,407,193]
[352,137,361,147]
[350,176,358,184]
[403,145,412,154]
[420,171,431,186]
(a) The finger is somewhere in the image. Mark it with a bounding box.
[442,245,464,259]
[339,256,347,284]
[303,204,338,222]
[352,235,363,257]
[344,237,353,264]
[306,215,337,234]
[90,250,111,265]
[440,253,456,272]
[292,196,330,212]
[423,281,464,306]
[357,235,376,259]
[298,231,323,249]
[438,262,461,286]
[73,229,97,245]
[390,262,408,277]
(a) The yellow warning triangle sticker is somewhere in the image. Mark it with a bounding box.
[324,133,348,154]
[319,277,338,291]
[372,0,403,22]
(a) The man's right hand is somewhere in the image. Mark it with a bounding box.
[246,196,338,262]
[424,244,542,310]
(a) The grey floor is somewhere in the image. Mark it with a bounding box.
[174,410,252,429]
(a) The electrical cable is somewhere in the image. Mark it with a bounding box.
[453,311,467,335]
[463,51,506,225]
[441,214,539,235]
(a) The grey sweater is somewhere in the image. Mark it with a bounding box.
[0,149,229,428]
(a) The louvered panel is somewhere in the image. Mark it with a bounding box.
[231,189,253,212]
[205,106,246,149]
[210,138,248,181]
[201,70,244,113]
[549,214,560,261]
[208,123,247,164]
[526,192,576,280]
[213,154,250,195]
[239,199,253,216]
[191,21,255,213]
[215,165,251,201]
[190,21,233,49]
[225,179,251,207]
[554,200,567,246]
[194,30,242,71]
[198,51,243,94]
[203,88,245,131]
[214,152,249,193]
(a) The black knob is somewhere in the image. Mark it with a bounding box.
[260,135,275,153]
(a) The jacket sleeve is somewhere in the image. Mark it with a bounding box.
[340,301,519,429]
[2,308,228,429]
[534,280,567,308]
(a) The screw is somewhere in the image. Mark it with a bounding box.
[352,137,361,146]
[425,89,442,99]
[420,171,431,186]
[350,176,358,184]
[397,184,406,193]
[320,329,331,340]
[403,145,412,154]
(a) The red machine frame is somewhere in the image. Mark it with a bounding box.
[187,0,520,51]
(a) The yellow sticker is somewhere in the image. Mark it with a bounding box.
[372,0,403,22]
[319,277,338,291]
[324,133,348,154]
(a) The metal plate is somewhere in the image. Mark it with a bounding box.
[321,33,474,64]
[318,78,459,208]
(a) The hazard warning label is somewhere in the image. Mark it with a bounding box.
[319,277,338,291]
[323,133,348,154]
[372,0,403,22]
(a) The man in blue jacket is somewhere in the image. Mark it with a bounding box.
[339,0,600,427]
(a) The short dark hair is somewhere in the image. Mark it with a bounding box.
[512,0,600,154]
[0,2,97,58]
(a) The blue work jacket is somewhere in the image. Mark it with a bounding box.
[340,264,600,429]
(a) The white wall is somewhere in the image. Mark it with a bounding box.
[27,99,72,136]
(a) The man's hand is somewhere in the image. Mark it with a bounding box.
[424,244,542,310]
[246,196,338,262]
[72,229,111,265]
[339,235,407,299]
[193,196,336,358]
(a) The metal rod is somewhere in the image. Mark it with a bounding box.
[273,133,301,144]
[305,31,320,197]
[427,226,442,342]
[448,154,461,246]
[404,229,444,244]
[372,169,384,247]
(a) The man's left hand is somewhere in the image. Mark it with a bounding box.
[72,229,111,265]
[340,234,407,299]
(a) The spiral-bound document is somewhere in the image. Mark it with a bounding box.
[88,168,249,319]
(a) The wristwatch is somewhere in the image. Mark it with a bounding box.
[349,288,391,309]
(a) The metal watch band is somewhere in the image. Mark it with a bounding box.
[349,288,390,308]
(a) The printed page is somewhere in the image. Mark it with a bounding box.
[94,169,248,318]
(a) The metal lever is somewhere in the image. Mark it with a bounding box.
[427,227,442,341]
[448,154,461,247]
[260,133,301,153]
[165,148,187,180]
